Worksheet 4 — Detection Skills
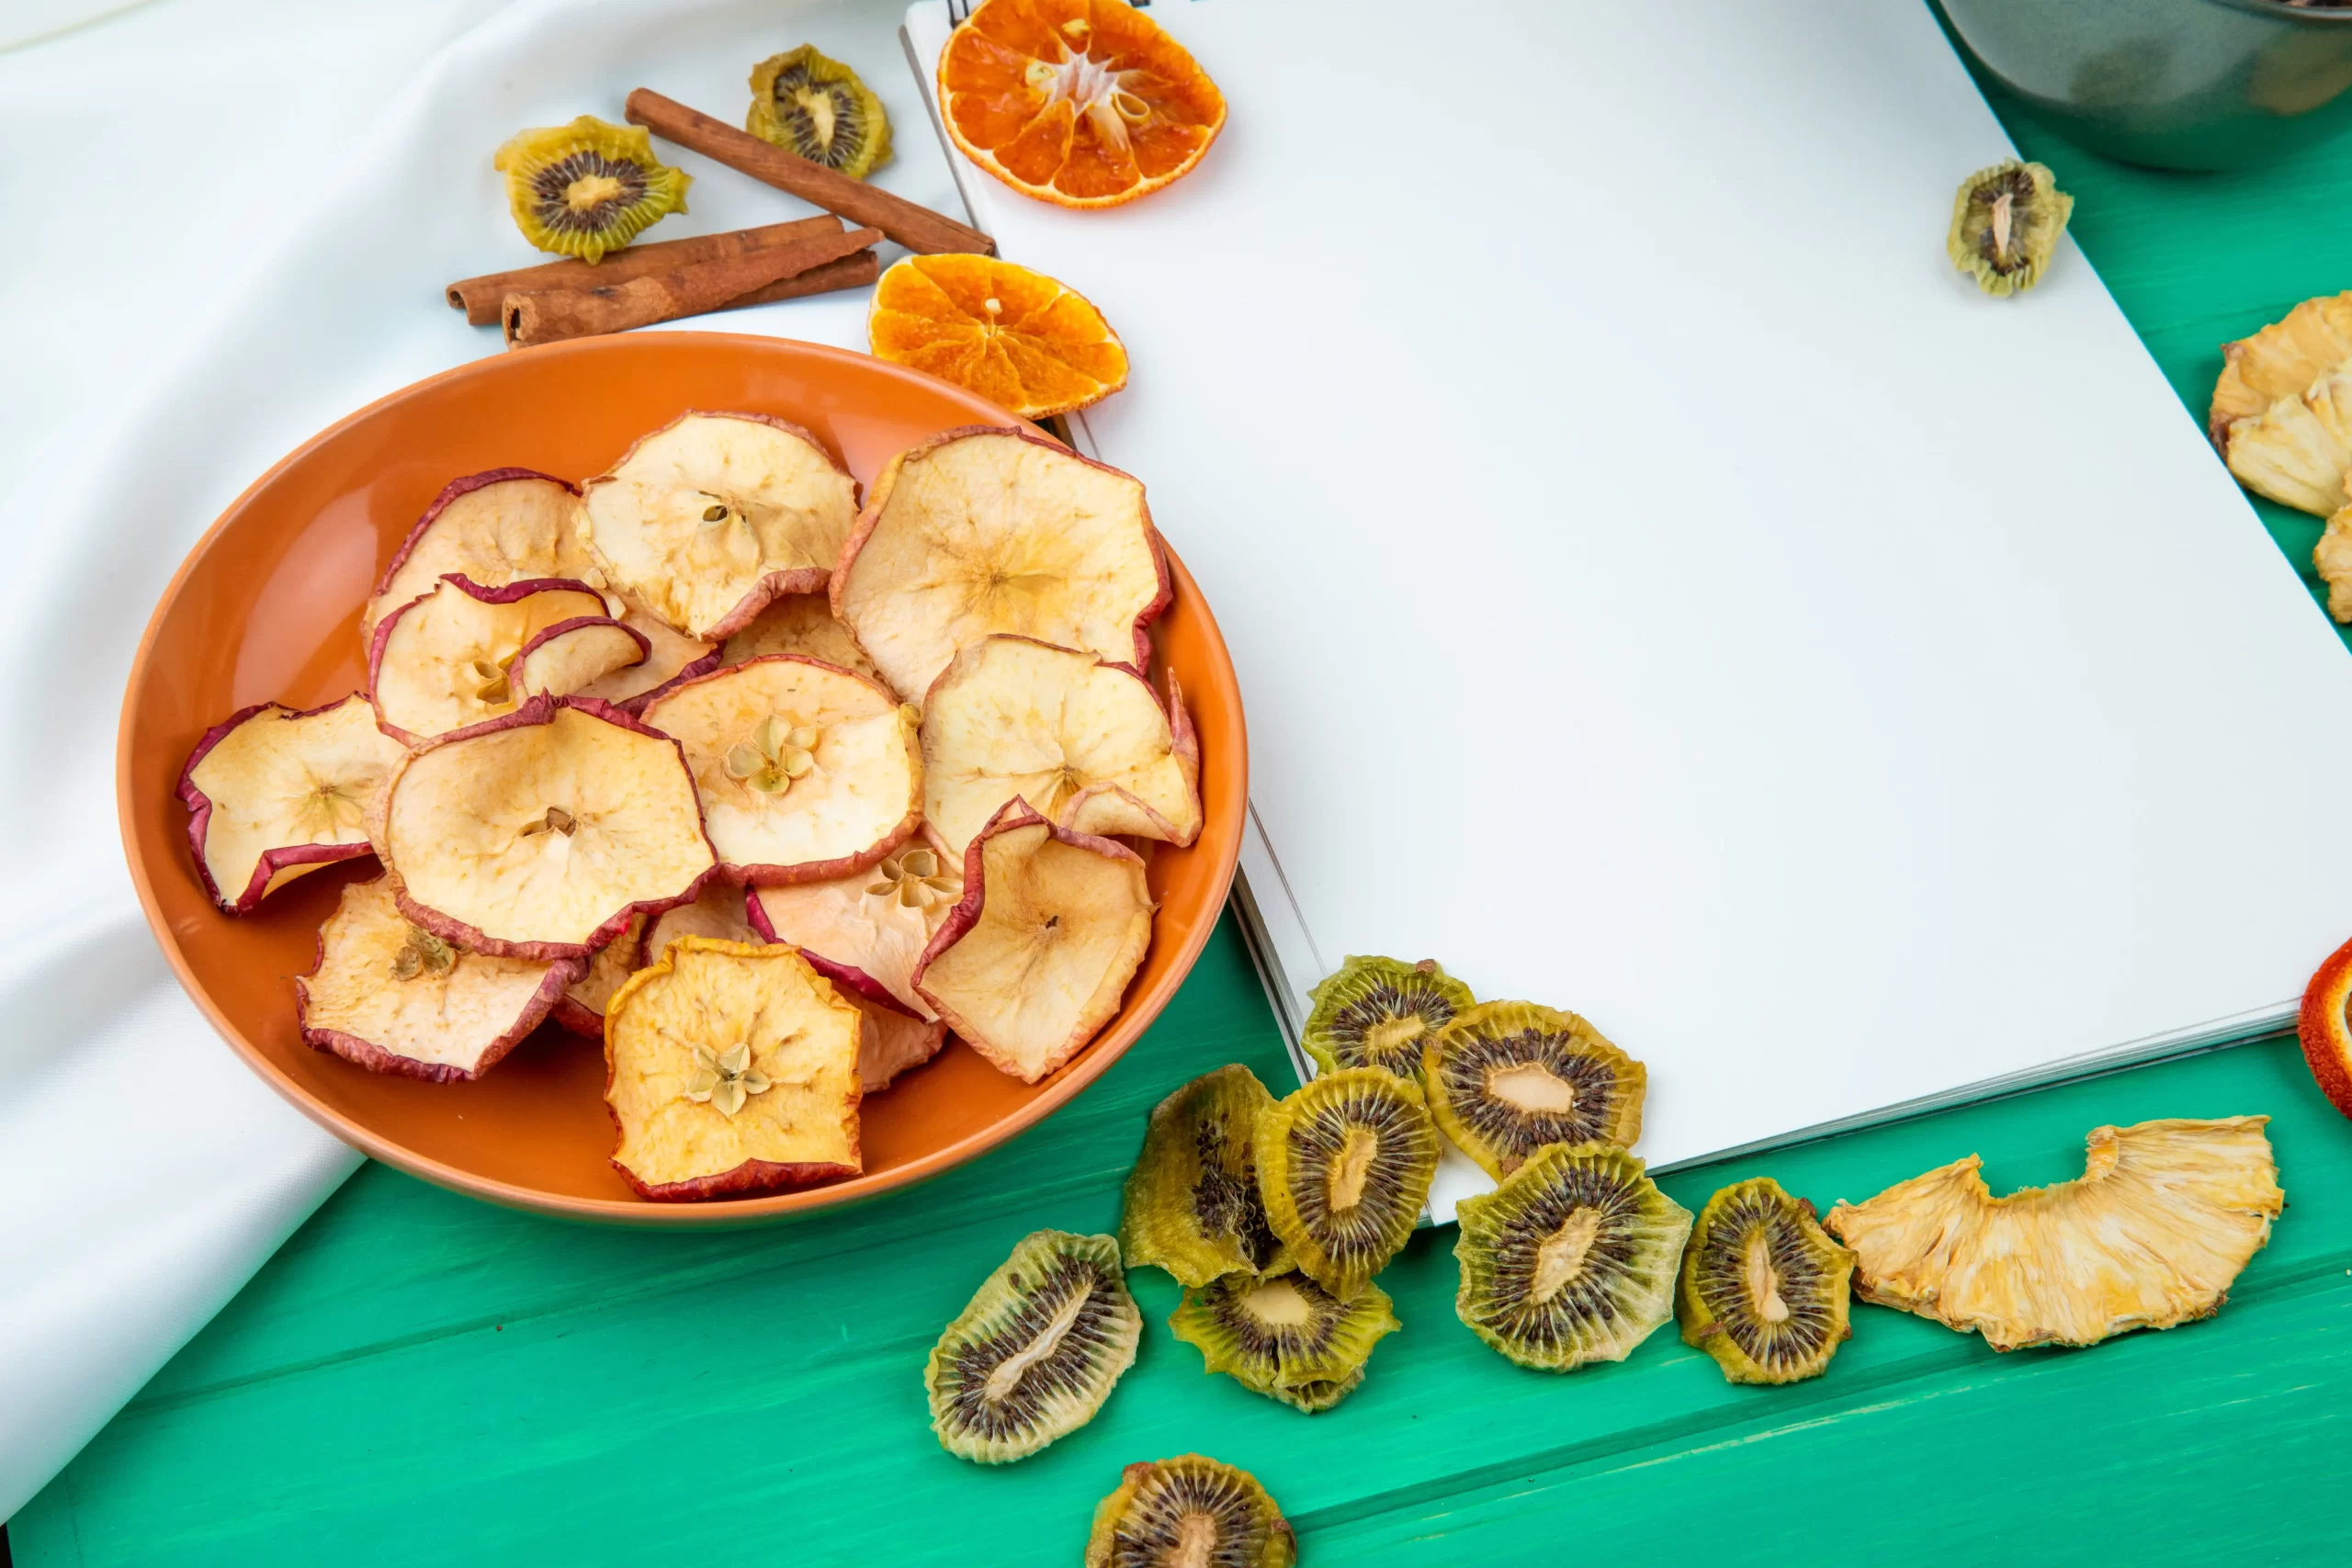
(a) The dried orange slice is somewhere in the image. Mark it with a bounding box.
[937,0,1225,209]
[868,254,1127,419]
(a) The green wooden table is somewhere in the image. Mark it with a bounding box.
[15,47,2352,1568]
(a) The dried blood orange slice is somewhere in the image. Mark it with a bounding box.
[869,254,1127,420]
[938,0,1225,209]
[2297,935,2352,1120]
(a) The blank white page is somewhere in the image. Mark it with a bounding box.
[904,0,2352,1206]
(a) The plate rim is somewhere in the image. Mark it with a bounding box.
[115,330,1247,1228]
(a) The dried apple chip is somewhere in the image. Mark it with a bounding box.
[178,693,406,913]
[550,912,646,1036]
[921,634,1200,856]
[297,876,581,1081]
[605,936,863,1200]
[2211,291,2352,444]
[832,427,1170,703]
[368,575,614,743]
[913,799,1153,1083]
[750,847,963,1019]
[1823,1116,2284,1351]
[668,879,948,1089]
[510,615,650,702]
[379,695,716,960]
[574,593,721,710]
[582,412,860,640]
[640,656,921,884]
[720,592,888,691]
[364,469,594,645]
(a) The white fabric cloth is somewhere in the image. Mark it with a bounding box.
[0,0,958,1517]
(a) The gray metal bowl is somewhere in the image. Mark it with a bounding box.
[1939,0,2352,169]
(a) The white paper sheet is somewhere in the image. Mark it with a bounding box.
[903,0,2352,1218]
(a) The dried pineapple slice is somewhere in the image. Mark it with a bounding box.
[2221,357,2352,516]
[1823,1116,2283,1351]
[605,936,864,1200]
[2211,291,2352,445]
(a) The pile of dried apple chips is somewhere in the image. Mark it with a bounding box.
[179,416,1200,1200]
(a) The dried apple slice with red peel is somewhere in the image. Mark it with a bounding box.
[364,469,594,646]
[605,936,864,1200]
[749,845,963,1020]
[510,615,650,703]
[640,655,922,885]
[297,876,582,1081]
[582,412,860,641]
[178,693,407,913]
[378,694,717,960]
[368,576,612,743]
[549,912,646,1037]
[660,880,946,1089]
[913,799,1153,1083]
[575,593,721,710]
[921,635,1201,857]
[721,592,890,692]
[832,426,1171,703]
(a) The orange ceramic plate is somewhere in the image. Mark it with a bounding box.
[117,333,1247,1226]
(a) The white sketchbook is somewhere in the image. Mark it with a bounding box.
[902,0,2352,1218]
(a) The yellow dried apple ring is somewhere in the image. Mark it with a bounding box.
[720,592,888,692]
[750,849,962,1021]
[663,879,947,1091]
[641,655,922,886]
[920,634,1200,857]
[363,469,594,647]
[378,695,717,960]
[912,798,1152,1082]
[178,693,406,913]
[548,912,645,1037]
[298,877,581,1081]
[582,412,859,641]
[604,936,863,1200]
[833,426,1170,704]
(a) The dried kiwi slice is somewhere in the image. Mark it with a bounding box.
[747,44,891,178]
[1946,159,2071,298]
[1302,954,1473,1077]
[492,116,691,263]
[1169,1270,1397,1412]
[1120,1065,1289,1286]
[1423,1000,1645,1179]
[1679,1177,1854,1385]
[1269,1370,1361,1414]
[1084,1455,1297,1568]
[925,1230,1142,1464]
[1256,1066,1440,1300]
[1453,1142,1692,1371]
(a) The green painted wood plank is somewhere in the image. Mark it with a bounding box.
[20,20,2352,1565]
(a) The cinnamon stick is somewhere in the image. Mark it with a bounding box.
[447,215,844,325]
[503,226,882,349]
[626,87,995,257]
